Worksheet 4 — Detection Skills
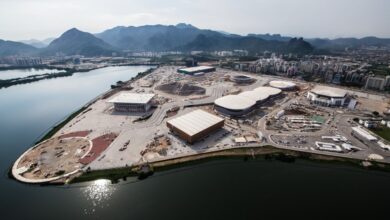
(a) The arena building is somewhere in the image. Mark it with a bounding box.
[238,90,269,104]
[269,80,296,90]
[166,109,224,144]
[230,75,256,84]
[107,92,155,112]
[177,66,216,75]
[307,86,347,107]
[214,95,256,116]
[254,86,282,98]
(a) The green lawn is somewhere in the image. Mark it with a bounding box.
[371,126,390,142]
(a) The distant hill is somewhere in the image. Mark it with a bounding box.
[96,23,223,51]
[179,34,313,54]
[20,39,47,48]
[3,23,389,57]
[20,38,56,49]
[96,23,313,54]
[306,36,390,50]
[41,28,117,56]
[247,33,292,42]
[0,39,38,56]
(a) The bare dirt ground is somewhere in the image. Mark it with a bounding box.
[18,136,90,180]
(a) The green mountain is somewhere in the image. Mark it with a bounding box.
[0,39,38,56]
[306,36,390,50]
[179,34,313,54]
[96,23,221,51]
[96,23,314,54]
[42,28,117,56]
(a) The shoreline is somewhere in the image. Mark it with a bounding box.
[70,145,390,184]
[9,65,390,185]
[35,64,158,144]
[0,63,157,89]
[9,65,158,184]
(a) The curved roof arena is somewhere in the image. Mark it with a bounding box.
[269,80,296,90]
[214,95,256,111]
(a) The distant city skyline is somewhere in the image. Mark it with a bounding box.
[1,0,390,41]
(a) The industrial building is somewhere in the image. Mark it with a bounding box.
[166,109,224,144]
[177,66,216,75]
[107,92,155,112]
[307,86,347,107]
[269,80,296,90]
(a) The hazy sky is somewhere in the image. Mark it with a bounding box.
[0,0,389,41]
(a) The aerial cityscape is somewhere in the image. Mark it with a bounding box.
[1,0,390,219]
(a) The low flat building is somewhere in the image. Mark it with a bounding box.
[167,109,224,144]
[351,126,378,142]
[107,92,155,112]
[307,85,347,107]
[177,66,216,75]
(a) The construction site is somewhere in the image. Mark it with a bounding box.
[12,65,390,184]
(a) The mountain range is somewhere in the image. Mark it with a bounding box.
[20,38,55,48]
[0,40,38,57]
[1,23,390,57]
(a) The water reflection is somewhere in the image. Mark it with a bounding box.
[82,179,116,215]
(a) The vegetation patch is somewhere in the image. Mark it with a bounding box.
[371,126,390,142]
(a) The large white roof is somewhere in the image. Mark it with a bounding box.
[254,86,282,97]
[214,95,256,110]
[179,66,215,73]
[238,90,269,102]
[167,109,224,136]
[352,126,377,141]
[107,92,155,104]
[310,85,347,98]
[269,80,296,89]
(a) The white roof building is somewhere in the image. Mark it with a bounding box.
[254,86,282,97]
[310,86,347,98]
[269,80,296,90]
[178,66,216,74]
[307,85,347,107]
[167,109,224,143]
[238,90,269,103]
[352,126,378,141]
[214,95,256,111]
[107,92,155,104]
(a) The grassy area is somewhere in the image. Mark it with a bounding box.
[35,106,87,144]
[312,115,326,124]
[367,64,390,76]
[371,126,390,142]
[67,145,390,185]
[70,167,137,184]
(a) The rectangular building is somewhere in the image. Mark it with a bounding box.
[107,92,155,112]
[177,66,216,75]
[167,109,224,144]
[351,126,378,142]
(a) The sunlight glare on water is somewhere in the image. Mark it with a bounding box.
[82,179,116,215]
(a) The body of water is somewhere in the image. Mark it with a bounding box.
[0,65,389,219]
[0,68,66,80]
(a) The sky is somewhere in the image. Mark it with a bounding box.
[0,0,389,41]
